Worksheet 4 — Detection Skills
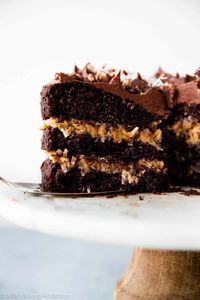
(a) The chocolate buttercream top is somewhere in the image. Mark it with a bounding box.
[49,63,168,116]
[154,67,200,107]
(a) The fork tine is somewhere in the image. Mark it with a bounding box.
[0,176,124,196]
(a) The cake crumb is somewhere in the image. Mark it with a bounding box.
[180,189,200,196]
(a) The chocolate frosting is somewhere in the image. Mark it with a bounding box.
[49,63,168,116]
[154,68,200,106]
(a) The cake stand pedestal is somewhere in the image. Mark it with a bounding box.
[115,248,200,300]
[1,183,200,300]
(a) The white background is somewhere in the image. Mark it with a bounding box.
[0,0,200,182]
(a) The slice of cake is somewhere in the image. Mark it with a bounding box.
[40,64,169,193]
[155,68,200,187]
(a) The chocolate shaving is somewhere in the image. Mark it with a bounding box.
[154,67,200,106]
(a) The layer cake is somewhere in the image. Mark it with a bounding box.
[40,64,169,192]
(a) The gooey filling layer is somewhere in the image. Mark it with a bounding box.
[46,150,165,185]
[42,117,162,148]
[170,117,200,144]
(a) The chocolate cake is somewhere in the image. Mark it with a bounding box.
[155,68,200,187]
[40,64,200,192]
[40,64,169,193]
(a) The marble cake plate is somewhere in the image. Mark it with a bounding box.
[0,182,200,250]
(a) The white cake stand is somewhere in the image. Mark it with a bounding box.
[1,182,200,299]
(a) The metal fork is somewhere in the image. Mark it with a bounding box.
[0,176,122,197]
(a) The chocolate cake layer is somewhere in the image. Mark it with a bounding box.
[41,127,166,163]
[41,159,168,193]
[169,160,200,187]
[169,135,200,160]
[169,104,200,124]
[41,82,166,129]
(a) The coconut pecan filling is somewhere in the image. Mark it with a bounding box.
[42,117,162,148]
[46,150,165,185]
[170,117,200,144]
